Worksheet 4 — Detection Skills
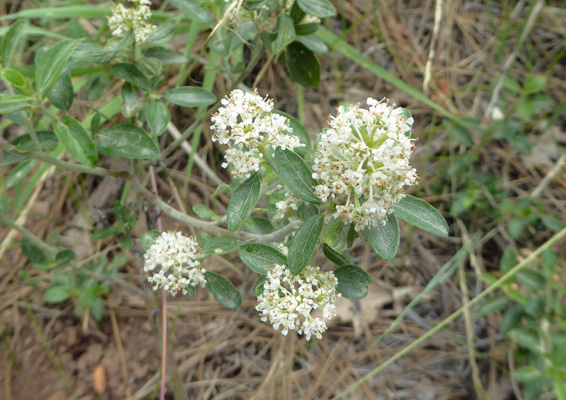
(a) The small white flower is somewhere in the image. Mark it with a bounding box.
[313,98,418,231]
[256,264,340,341]
[108,0,156,45]
[211,89,303,180]
[144,231,206,296]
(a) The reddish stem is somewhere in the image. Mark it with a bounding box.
[149,166,166,400]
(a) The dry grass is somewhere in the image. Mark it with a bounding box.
[1,1,566,399]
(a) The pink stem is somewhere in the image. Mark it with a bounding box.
[149,166,166,400]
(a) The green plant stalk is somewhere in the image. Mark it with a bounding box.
[316,27,453,119]
[176,21,201,87]
[333,224,566,399]
[0,141,128,179]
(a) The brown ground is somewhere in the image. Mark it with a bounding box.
[1,0,566,399]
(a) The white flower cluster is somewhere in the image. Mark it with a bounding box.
[108,0,156,45]
[144,231,206,296]
[256,264,340,341]
[312,98,418,231]
[274,186,302,220]
[211,89,303,180]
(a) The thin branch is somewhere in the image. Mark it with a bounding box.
[133,176,301,244]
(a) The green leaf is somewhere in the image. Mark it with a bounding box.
[450,121,474,148]
[56,249,75,265]
[111,63,149,90]
[540,214,562,232]
[524,75,547,94]
[512,366,541,382]
[91,226,118,241]
[238,243,287,275]
[553,379,566,400]
[21,237,47,264]
[392,195,449,237]
[169,0,211,23]
[244,217,275,235]
[205,271,242,310]
[46,72,74,110]
[145,47,186,64]
[361,212,400,260]
[44,286,72,304]
[295,23,319,36]
[147,20,178,45]
[163,87,217,107]
[516,269,546,292]
[6,160,36,189]
[121,235,133,250]
[74,40,117,63]
[96,124,160,159]
[288,214,324,275]
[507,329,541,354]
[273,14,295,55]
[500,304,523,335]
[252,275,266,297]
[121,82,140,118]
[322,243,351,266]
[297,34,328,53]
[1,20,26,68]
[297,202,318,221]
[0,101,30,114]
[36,39,79,93]
[272,110,311,151]
[323,217,349,251]
[140,230,161,251]
[286,41,320,88]
[296,0,336,18]
[334,264,372,300]
[54,116,98,168]
[273,148,320,203]
[474,295,507,317]
[227,172,261,232]
[2,68,31,94]
[201,236,240,256]
[193,204,216,220]
[541,249,557,278]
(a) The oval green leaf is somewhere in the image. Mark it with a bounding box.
[392,194,449,237]
[273,147,320,203]
[163,86,217,107]
[288,214,324,275]
[36,39,79,93]
[0,101,30,114]
[44,285,72,304]
[334,264,372,300]
[273,14,295,55]
[54,116,98,168]
[474,295,507,318]
[322,243,351,266]
[201,236,240,256]
[1,20,26,68]
[96,124,159,159]
[227,172,261,232]
[111,63,149,90]
[286,41,320,88]
[46,72,74,110]
[296,0,336,18]
[169,0,211,24]
[205,271,242,310]
[361,212,400,260]
[238,243,287,275]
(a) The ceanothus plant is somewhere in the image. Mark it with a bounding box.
[142,90,449,340]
